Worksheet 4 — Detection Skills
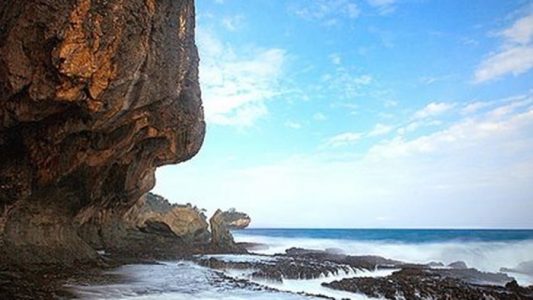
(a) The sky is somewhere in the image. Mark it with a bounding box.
[154,0,533,229]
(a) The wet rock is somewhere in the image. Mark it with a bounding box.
[501,260,533,276]
[284,247,404,270]
[448,260,468,269]
[427,261,445,267]
[196,253,355,282]
[322,267,532,300]
[0,0,204,266]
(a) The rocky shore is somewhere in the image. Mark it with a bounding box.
[192,247,533,300]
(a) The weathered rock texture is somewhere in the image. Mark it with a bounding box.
[0,0,204,266]
[77,192,211,260]
[220,208,251,229]
[210,209,245,253]
[125,192,210,243]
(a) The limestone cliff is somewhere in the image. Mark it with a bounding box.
[0,0,204,266]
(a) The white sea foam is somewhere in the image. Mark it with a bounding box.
[201,254,278,263]
[68,261,314,300]
[224,262,394,300]
[233,232,533,285]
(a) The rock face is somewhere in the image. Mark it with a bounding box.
[209,209,245,253]
[124,192,210,244]
[220,208,251,229]
[0,0,204,266]
[77,192,211,260]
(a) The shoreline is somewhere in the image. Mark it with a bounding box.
[63,243,533,299]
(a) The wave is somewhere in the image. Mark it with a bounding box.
[233,232,533,285]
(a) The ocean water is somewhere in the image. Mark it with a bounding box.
[69,229,533,299]
[234,228,533,284]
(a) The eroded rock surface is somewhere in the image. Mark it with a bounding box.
[210,209,246,253]
[125,192,210,244]
[219,208,251,229]
[323,268,533,300]
[0,0,204,266]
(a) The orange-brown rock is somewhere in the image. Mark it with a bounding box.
[123,192,210,244]
[0,0,204,266]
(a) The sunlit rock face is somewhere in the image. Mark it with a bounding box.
[0,0,204,265]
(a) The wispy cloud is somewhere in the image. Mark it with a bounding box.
[321,70,373,100]
[368,123,393,137]
[285,120,302,129]
[367,0,397,15]
[313,112,328,121]
[159,94,533,228]
[197,29,287,127]
[221,15,244,31]
[325,132,362,147]
[289,0,360,25]
[329,53,342,65]
[474,12,533,83]
[413,102,455,119]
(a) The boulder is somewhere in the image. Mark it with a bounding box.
[448,261,468,269]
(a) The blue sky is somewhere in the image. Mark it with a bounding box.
[154,0,533,228]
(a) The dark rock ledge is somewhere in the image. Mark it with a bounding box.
[195,247,533,300]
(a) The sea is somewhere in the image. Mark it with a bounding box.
[69,228,533,299]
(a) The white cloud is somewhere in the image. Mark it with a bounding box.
[156,99,533,228]
[367,0,397,15]
[285,120,302,129]
[367,123,393,137]
[290,0,360,24]
[461,101,491,115]
[474,13,533,83]
[329,53,342,65]
[322,70,373,100]
[325,132,362,147]
[313,112,327,121]
[221,15,244,31]
[474,46,533,83]
[384,99,398,108]
[155,94,533,228]
[197,29,286,127]
[500,14,533,45]
[414,102,455,119]
[369,101,533,160]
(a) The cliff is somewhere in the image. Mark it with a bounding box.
[0,0,204,266]
[220,208,251,229]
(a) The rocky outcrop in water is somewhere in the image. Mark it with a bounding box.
[323,268,533,300]
[196,248,533,300]
[210,209,246,253]
[219,208,251,229]
[0,0,204,266]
